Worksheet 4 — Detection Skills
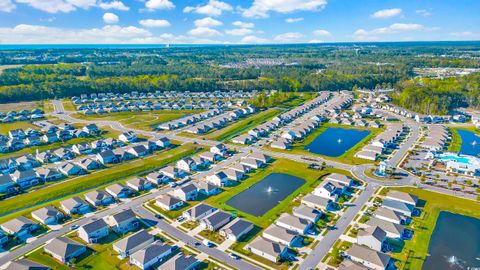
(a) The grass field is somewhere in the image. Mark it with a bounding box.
[62,99,77,112]
[267,123,382,165]
[0,143,200,223]
[70,110,200,131]
[0,121,37,134]
[205,108,281,141]
[384,187,480,270]
[447,126,479,152]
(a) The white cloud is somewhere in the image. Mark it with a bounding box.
[184,0,232,16]
[240,35,268,44]
[415,9,432,17]
[451,31,480,39]
[312,29,331,37]
[145,0,174,10]
[98,1,129,11]
[273,32,304,43]
[0,0,15,12]
[371,8,402,19]
[194,17,223,28]
[15,0,76,13]
[232,21,254,28]
[354,23,424,36]
[285,17,303,23]
[242,0,327,18]
[308,39,323,43]
[103,12,119,24]
[225,28,253,36]
[188,27,221,37]
[139,19,170,28]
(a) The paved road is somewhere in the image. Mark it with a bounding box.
[135,206,262,270]
[298,184,376,270]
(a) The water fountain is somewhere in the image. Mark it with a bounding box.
[337,138,342,143]
[266,186,273,193]
[373,161,389,177]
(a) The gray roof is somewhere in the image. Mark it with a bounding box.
[109,209,136,224]
[130,241,172,265]
[292,205,321,221]
[113,229,153,252]
[1,217,35,233]
[373,207,406,223]
[358,226,387,242]
[382,199,415,214]
[4,259,50,270]
[85,189,112,202]
[178,183,197,194]
[81,219,108,234]
[31,206,61,221]
[301,194,332,208]
[202,210,230,228]
[248,237,286,258]
[220,218,253,238]
[263,224,299,243]
[276,213,311,231]
[338,260,369,270]
[159,253,198,270]
[156,194,182,207]
[366,217,405,237]
[61,196,88,210]
[347,244,391,268]
[386,190,418,206]
[0,174,14,185]
[185,203,215,219]
[45,237,85,259]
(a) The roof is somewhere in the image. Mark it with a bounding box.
[263,224,299,243]
[220,218,253,237]
[358,226,387,242]
[382,199,415,214]
[157,194,183,207]
[113,229,153,252]
[301,194,332,208]
[276,213,311,231]
[338,260,369,270]
[61,196,88,210]
[31,206,61,221]
[185,203,215,219]
[45,237,85,259]
[160,253,198,270]
[4,259,50,270]
[292,205,321,221]
[386,190,418,206]
[366,217,405,237]
[347,244,391,268]
[1,217,35,233]
[177,183,197,194]
[373,207,406,223]
[248,237,286,258]
[202,210,230,228]
[325,173,351,185]
[85,189,111,202]
[109,209,136,224]
[130,242,172,265]
[81,219,108,234]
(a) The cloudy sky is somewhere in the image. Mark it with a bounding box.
[0,0,479,44]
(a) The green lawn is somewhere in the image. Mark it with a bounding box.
[267,123,383,165]
[205,108,281,141]
[0,121,37,134]
[70,110,201,131]
[0,143,200,223]
[447,126,479,152]
[62,100,77,112]
[386,187,480,270]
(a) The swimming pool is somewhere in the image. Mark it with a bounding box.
[438,154,471,164]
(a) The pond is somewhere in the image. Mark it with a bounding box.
[423,211,480,270]
[457,129,480,156]
[304,127,371,157]
[225,173,305,217]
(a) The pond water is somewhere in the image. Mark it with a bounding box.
[457,129,480,156]
[423,211,480,270]
[304,127,371,157]
[225,173,305,217]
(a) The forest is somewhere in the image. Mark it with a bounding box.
[0,42,479,114]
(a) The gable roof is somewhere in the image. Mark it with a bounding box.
[45,237,85,259]
[347,244,391,268]
[113,229,153,252]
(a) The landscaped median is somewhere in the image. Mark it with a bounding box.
[0,143,200,223]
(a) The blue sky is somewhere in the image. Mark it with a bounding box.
[0,0,479,44]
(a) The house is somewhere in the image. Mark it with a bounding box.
[346,244,392,270]
[313,181,347,202]
[160,165,181,179]
[36,167,64,182]
[78,219,109,244]
[230,163,251,174]
[113,229,154,258]
[155,194,184,211]
[241,157,264,169]
[246,237,288,263]
[357,226,387,252]
[104,209,138,234]
[72,143,92,155]
[11,169,39,188]
[325,173,354,187]
[16,155,40,170]
[31,206,64,225]
[155,137,170,148]
[373,207,408,225]
[292,205,322,223]
[119,131,137,143]
[59,162,84,176]
[53,148,75,160]
[173,184,198,201]
[44,237,87,264]
[200,152,217,163]
[83,124,99,135]
[355,151,378,161]
[338,261,369,270]
[301,194,333,212]
[385,191,418,207]
[0,174,16,194]
[224,168,244,181]
[182,203,216,221]
[127,177,153,192]
[76,158,101,171]
[3,259,50,270]
[382,199,415,217]
[249,152,272,163]
[106,183,132,199]
[210,144,227,157]
[60,197,90,215]
[160,253,199,270]
[130,242,173,270]
[366,217,406,239]
[176,157,197,172]
[200,210,231,231]
[206,171,229,186]
[262,224,301,247]
[195,181,220,196]
[96,150,119,165]
[84,190,114,206]
[0,217,38,238]
[36,151,60,164]
[219,218,254,241]
[145,171,169,185]
[275,213,312,235]
[127,145,149,157]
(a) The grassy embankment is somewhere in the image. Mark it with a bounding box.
[0,143,199,224]
[267,123,383,165]
[447,125,479,152]
[383,186,480,270]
